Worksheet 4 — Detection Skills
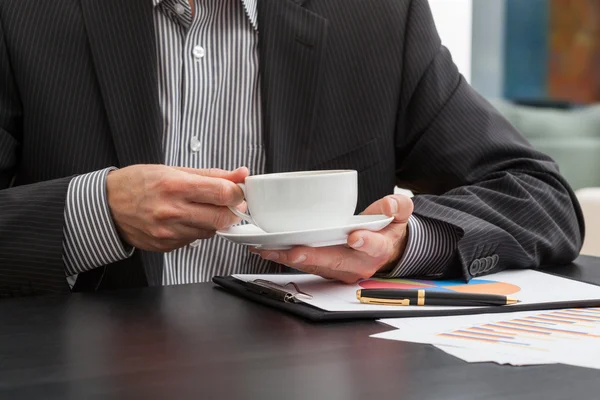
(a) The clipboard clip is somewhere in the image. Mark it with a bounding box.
[244,279,313,303]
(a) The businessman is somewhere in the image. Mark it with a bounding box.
[0,0,584,296]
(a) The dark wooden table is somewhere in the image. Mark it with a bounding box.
[1,256,600,400]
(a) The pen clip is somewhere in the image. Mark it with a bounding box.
[359,297,411,306]
[249,279,313,303]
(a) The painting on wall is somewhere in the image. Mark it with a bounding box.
[504,0,600,104]
[548,0,600,104]
[504,0,549,101]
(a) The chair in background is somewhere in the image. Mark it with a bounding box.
[489,98,600,191]
[576,188,600,257]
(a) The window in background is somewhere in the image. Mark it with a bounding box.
[428,0,473,82]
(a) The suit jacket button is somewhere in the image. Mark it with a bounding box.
[484,257,494,272]
[492,254,499,267]
[469,259,481,276]
[480,257,488,272]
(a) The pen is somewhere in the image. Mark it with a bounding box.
[356,289,519,306]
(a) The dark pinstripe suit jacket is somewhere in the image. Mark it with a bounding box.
[0,0,584,296]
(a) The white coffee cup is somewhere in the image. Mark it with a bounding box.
[228,170,358,233]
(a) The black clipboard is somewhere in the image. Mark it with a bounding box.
[212,274,600,322]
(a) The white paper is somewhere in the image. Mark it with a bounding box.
[233,270,600,312]
[379,313,500,331]
[372,308,600,369]
[435,344,556,366]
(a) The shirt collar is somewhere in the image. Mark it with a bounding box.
[152,0,258,30]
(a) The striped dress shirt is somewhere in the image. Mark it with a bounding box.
[62,0,458,287]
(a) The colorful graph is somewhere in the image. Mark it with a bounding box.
[436,308,600,352]
[358,278,521,296]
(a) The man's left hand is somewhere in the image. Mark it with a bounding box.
[251,195,413,283]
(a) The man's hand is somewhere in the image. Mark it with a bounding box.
[106,165,248,252]
[252,195,413,283]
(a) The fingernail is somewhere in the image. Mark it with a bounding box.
[265,252,279,261]
[292,254,307,264]
[350,237,364,249]
[236,201,248,212]
[388,197,399,215]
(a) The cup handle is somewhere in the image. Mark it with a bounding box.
[228,183,255,225]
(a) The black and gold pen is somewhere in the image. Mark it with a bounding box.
[356,289,519,306]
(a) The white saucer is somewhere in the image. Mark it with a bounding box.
[216,215,394,250]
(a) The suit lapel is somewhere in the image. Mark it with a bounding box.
[258,0,328,172]
[80,0,163,166]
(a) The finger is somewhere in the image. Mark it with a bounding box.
[259,245,372,276]
[289,264,364,284]
[151,231,216,249]
[347,230,394,259]
[254,246,379,282]
[173,225,216,242]
[298,265,363,284]
[182,203,242,231]
[182,175,245,206]
[361,195,413,222]
[173,166,249,183]
[235,201,248,213]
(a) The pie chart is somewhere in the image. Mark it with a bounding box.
[358,278,520,295]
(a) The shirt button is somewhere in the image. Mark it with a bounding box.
[174,4,186,15]
[189,239,201,248]
[190,136,201,152]
[192,45,205,60]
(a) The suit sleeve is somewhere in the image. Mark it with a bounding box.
[0,12,73,295]
[395,0,584,280]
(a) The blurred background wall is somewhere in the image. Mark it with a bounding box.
[429,0,473,83]
[471,0,505,98]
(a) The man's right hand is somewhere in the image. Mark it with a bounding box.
[106,165,248,252]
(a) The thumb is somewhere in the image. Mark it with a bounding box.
[173,166,250,183]
[361,194,413,223]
